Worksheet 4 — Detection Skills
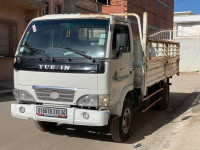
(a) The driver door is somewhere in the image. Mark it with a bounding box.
[110,23,132,109]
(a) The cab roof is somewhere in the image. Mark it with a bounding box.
[32,13,128,23]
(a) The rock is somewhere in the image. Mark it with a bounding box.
[134,143,142,149]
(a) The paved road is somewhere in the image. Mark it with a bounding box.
[0,73,200,150]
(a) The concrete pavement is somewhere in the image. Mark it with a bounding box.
[1,73,200,150]
[133,72,200,150]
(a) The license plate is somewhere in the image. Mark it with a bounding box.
[36,106,67,118]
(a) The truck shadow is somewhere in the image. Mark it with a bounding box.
[51,91,200,144]
[0,94,14,102]
[52,124,112,142]
[127,91,200,144]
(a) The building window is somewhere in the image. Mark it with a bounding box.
[41,2,49,15]
[0,20,17,56]
[55,5,61,14]
[96,0,110,5]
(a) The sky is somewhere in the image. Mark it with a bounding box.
[174,0,200,14]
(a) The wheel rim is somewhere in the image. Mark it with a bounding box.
[122,107,131,134]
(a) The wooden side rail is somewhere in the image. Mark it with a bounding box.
[147,39,180,60]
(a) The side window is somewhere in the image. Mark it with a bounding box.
[112,24,130,58]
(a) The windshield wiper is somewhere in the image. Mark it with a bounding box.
[55,46,95,62]
[24,43,55,62]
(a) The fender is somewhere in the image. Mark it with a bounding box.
[110,84,134,116]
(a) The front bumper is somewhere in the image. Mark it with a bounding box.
[11,104,109,126]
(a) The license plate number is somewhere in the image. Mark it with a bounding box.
[36,106,67,118]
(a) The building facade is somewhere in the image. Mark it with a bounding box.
[0,0,46,81]
[173,11,200,72]
[0,0,102,82]
[42,0,65,15]
[174,11,200,37]
[98,0,174,34]
[0,0,174,82]
[64,0,102,13]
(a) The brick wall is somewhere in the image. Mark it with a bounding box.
[64,0,102,13]
[45,0,64,14]
[102,0,174,34]
[102,0,128,14]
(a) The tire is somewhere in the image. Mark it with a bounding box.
[34,121,57,132]
[158,79,169,110]
[110,100,133,142]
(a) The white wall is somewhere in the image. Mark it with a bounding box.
[177,23,200,36]
[175,38,200,72]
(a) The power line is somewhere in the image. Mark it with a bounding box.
[174,0,186,3]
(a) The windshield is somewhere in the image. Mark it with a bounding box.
[17,19,109,59]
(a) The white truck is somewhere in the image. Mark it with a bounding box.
[11,12,180,142]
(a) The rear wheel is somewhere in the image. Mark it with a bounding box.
[158,79,169,110]
[34,121,57,132]
[110,100,133,142]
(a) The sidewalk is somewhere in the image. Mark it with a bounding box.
[164,93,200,150]
[132,73,200,150]
[0,81,14,94]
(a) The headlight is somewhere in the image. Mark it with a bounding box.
[77,95,98,107]
[77,94,109,107]
[13,89,35,102]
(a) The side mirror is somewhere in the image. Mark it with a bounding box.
[116,33,128,56]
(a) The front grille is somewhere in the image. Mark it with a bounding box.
[35,88,75,102]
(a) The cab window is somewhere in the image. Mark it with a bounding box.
[112,24,130,58]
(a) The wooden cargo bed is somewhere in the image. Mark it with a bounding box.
[146,39,180,87]
[134,39,180,95]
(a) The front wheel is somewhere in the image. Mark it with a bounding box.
[34,121,57,132]
[110,100,133,142]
